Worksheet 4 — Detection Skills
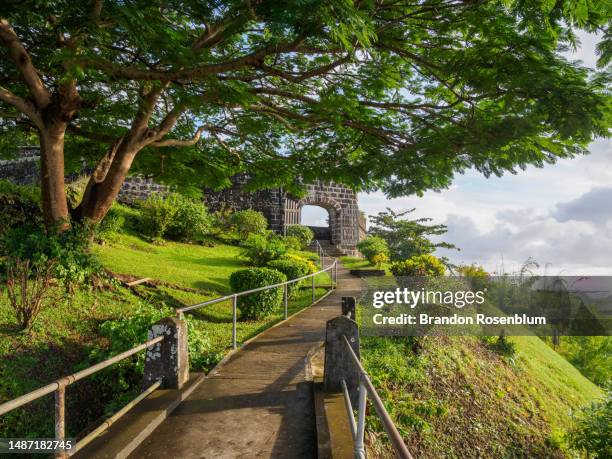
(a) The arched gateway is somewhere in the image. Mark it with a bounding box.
[204,177,365,255]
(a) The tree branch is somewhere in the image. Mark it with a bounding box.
[150,125,207,147]
[0,85,43,128]
[0,19,51,108]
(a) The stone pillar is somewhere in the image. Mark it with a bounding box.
[323,315,360,406]
[341,296,356,320]
[143,317,189,390]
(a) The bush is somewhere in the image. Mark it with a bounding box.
[241,233,287,266]
[357,236,389,263]
[456,264,489,291]
[1,223,102,290]
[372,252,389,269]
[390,254,445,277]
[229,268,287,319]
[6,259,57,330]
[95,206,126,242]
[285,225,314,249]
[166,194,211,242]
[280,253,318,274]
[0,180,42,238]
[230,209,268,239]
[281,235,302,251]
[567,389,611,458]
[140,193,211,242]
[267,258,310,298]
[140,193,177,241]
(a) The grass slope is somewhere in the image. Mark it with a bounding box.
[361,329,602,458]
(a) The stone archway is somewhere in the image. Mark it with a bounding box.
[282,181,362,255]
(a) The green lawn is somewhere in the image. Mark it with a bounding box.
[93,233,247,294]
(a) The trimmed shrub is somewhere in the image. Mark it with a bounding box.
[241,233,287,266]
[281,253,318,274]
[268,258,310,298]
[286,225,314,249]
[390,254,445,277]
[357,236,389,263]
[229,268,287,319]
[230,209,268,239]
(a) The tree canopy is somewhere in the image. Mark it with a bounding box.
[0,0,610,225]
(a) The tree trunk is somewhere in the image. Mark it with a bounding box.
[39,124,70,229]
[73,141,139,224]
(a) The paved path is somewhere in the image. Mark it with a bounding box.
[130,263,362,459]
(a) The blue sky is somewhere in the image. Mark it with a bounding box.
[304,32,612,275]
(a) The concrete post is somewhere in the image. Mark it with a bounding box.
[143,317,189,390]
[341,296,356,320]
[323,315,360,407]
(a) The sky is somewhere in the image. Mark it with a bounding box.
[303,32,612,275]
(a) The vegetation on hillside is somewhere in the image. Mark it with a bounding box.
[0,185,330,440]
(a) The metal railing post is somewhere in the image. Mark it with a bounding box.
[312,275,315,303]
[232,296,237,350]
[355,377,367,459]
[54,382,66,459]
[284,284,288,319]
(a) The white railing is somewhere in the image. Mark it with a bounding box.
[341,335,413,459]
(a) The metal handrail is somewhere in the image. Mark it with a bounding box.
[0,335,165,457]
[342,335,414,459]
[314,239,329,260]
[176,257,339,349]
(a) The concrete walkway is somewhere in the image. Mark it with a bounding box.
[129,263,362,459]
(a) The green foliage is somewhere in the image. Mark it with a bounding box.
[241,233,287,266]
[140,193,210,243]
[456,264,490,291]
[280,253,318,274]
[267,258,310,298]
[357,236,389,263]
[1,223,101,290]
[369,209,458,261]
[165,194,211,242]
[2,1,609,223]
[554,337,611,387]
[140,193,177,241]
[280,235,302,251]
[481,335,517,358]
[390,254,446,277]
[372,253,389,269]
[567,389,611,458]
[230,210,268,239]
[95,206,126,242]
[0,180,42,238]
[285,225,314,249]
[229,268,286,319]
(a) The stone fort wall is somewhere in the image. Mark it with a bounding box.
[1,149,363,254]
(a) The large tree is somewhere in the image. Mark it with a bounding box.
[0,1,610,227]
